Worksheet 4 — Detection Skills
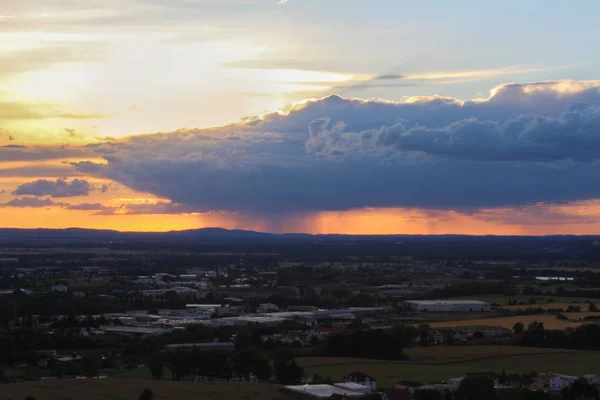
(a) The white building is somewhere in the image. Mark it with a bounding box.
[284,384,365,398]
[257,303,279,312]
[51,284,69,293]
[404,300,491,312]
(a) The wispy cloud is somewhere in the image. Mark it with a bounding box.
[0,100,106,120]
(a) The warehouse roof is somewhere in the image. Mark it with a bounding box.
[284,385,365,398]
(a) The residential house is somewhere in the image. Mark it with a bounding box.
[51,284,69,293]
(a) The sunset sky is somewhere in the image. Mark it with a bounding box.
[2,0,600,234]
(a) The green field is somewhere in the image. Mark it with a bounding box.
[298,346,600,387]
[0,379,287,400]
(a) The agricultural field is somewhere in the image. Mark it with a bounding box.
[425,314,584,330]
[502,302,597,311]
[299,347,600,387]
[404,346,575,362]
[445,295,594,307]
[0,379,286,400]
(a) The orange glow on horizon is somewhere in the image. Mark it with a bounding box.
[1,202,599,235]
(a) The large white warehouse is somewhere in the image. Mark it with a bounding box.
[404,300,491,312]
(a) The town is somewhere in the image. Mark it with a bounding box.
[2,232,600,399]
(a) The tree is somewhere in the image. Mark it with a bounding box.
[589,302,598,312]
[147,352,164,380]
[390,325,417,348]
[562,377,599,399]
[166,348,191,381]
[274,359,304,384]
[139,388,154,400]
[231,348,271,380]
[456,376,496,400]
[513,322,525,334]
[498,369,507,384]
[82,356,99,378]
[527,321,544,333]
[310,335,320,347]
[234,329,255,351]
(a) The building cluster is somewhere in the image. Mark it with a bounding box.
[94,306,384,336]
[288,370,600,400]
[285,372,378,398]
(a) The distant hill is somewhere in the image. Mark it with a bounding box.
[1,227,600,260]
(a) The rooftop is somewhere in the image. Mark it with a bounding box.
[285,385,365,398]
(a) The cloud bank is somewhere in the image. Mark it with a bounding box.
[14,178,94,198]
[5,80,600,215]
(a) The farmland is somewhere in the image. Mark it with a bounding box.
[425,314,584,330]
[445,295,594,306]
[503,302,593,311]
[298,346,600,387]
[0,379,286,400]
[404,346,575,362]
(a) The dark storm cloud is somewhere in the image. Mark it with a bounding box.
[14,178,94,198]
[0,165,80,178]
[308,104,600,162]
[3,197,57,208]
[12,80,600,214]
[70,161,106,173]
[65,202,112,211]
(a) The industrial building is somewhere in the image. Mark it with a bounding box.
[284,384,366,398]
[404,300,491,312]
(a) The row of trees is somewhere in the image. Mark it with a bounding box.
[324,329,409,360]
[514,321,600,350]
[145,347,304,384]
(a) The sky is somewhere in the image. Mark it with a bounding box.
[2,0,600,234]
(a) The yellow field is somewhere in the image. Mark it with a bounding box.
[426,314,584,330]
[0,379,286,400]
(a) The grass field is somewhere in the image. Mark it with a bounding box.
[404,346,574,362]
[298,346,600,387]
[0,379,286,400]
